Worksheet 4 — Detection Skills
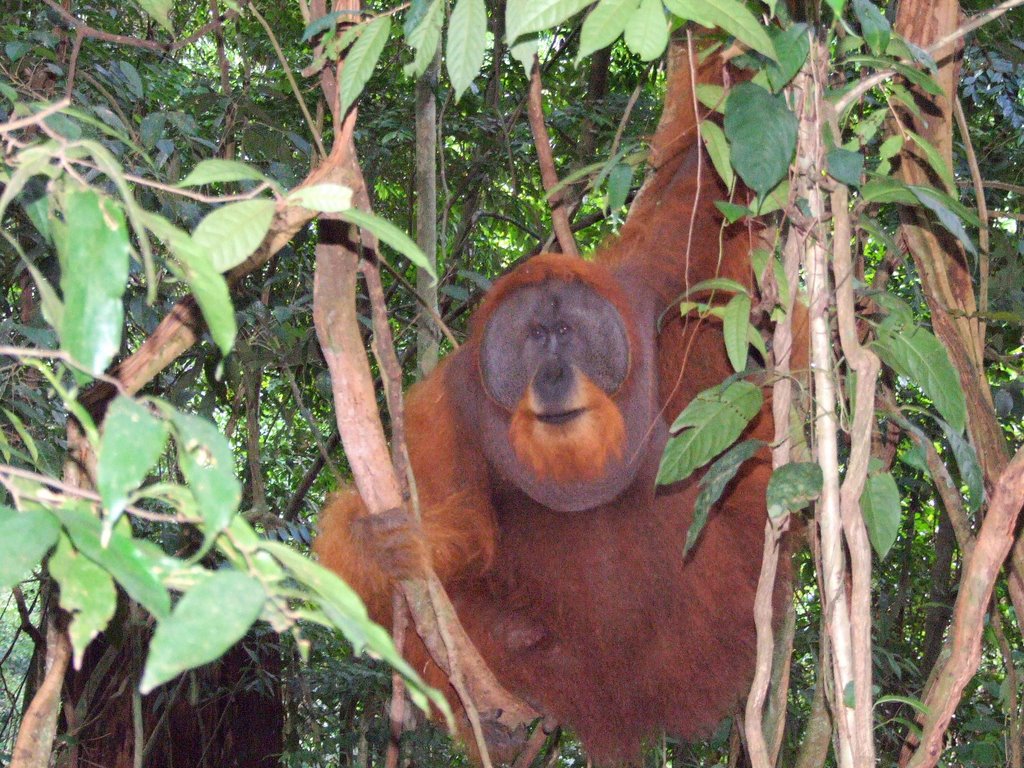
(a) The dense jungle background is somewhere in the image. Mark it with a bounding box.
[2,0,1024,766]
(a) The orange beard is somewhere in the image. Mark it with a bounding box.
[509,375,626,483]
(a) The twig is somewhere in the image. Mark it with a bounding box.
[0,464,193,524]
[40,0,167,52]
[0,99,71,133]
[247,4,326,159]
[526,58,578,258]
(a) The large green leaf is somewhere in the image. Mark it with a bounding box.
[403,0,443,78]
[447,0,487,100]
[872,319,967,435]
[0,507,59,589]
[701,120,735,191]
[340,16,392,115]
[53,504,170,619]
[663,0,777,61]
[577,0,637,64]
[852,0,890,55]
[723,292,752,373]
[686,439,764,555]
[766,23,809,92]
[178,159,269,187]
[505,0,592,44]
[287,183,354,213]
[50,534,117,667]
[657,380,763,485]
[341,208,437,280]
[58,187,130,375]
[97,396,169,523]
[140,571,265,693]
[724,82,797,198]
[192,199,276,273]
[142,211,237,354]
[261,540,450,719]
[168,411,241,538]
[623,0,669,62]
[860,471,900,559]
[766,462,823,519]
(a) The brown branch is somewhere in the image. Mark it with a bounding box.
[40,0,167,53]
[12,587,44,649]
[526,58,578,258]
[907,447,1024,768]
[312,100,537,765]
[10,618,71,768]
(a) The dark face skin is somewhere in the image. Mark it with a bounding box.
[474,277,659,513]
[480,279,630,418]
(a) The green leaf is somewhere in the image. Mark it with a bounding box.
[341,208,437,280]
[907,132,955,193]
[287,184,355,213]
[404,0,443,78]
[724,82,797,198]
[97,396,169,523]
[3,407,40,465]
[192,199,276,273]
[136,0,173,32]
[168,411,241,538]
[911,186,978,257]
[606,163,633,211]
[140,571,265,694]
[657,380,763,485]
[937,418,984,515]
[50,534,117,667]
[118,60,144,100]
[261,540,450,719]
[0,508,59,589]
[663,0,777,61]
[852,0,890,56]
[623,0,669,61]
[872,321,967,434]
[878,135,905,160]
[861,471,900,558]
[447,0,488,100]
[302,11,346,42]
[766,24,809,92]
[824,0,846,17]
[142,211,237,354]
[723,292,751,373]
[716,200,752,222]
[685,277,749,296]
[697,83,726,112]
[53,504,170,619]
[58,187,130,375]
[178,159,270,187]
[510,36,540,76]
[827,147,864,187]
[340,16,392,115]
[577,0,637,63]
[861,176,917,205]
[766,462,823,518]
[505,0,592,44]
[685,440,764,555]
[701,120,735,192]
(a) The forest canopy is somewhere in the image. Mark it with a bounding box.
[2,1,1024,767]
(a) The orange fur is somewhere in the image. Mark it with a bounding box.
[315,40,792,764]
[509,375,626,483]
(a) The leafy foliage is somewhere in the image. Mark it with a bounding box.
[1,0,1023,766]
